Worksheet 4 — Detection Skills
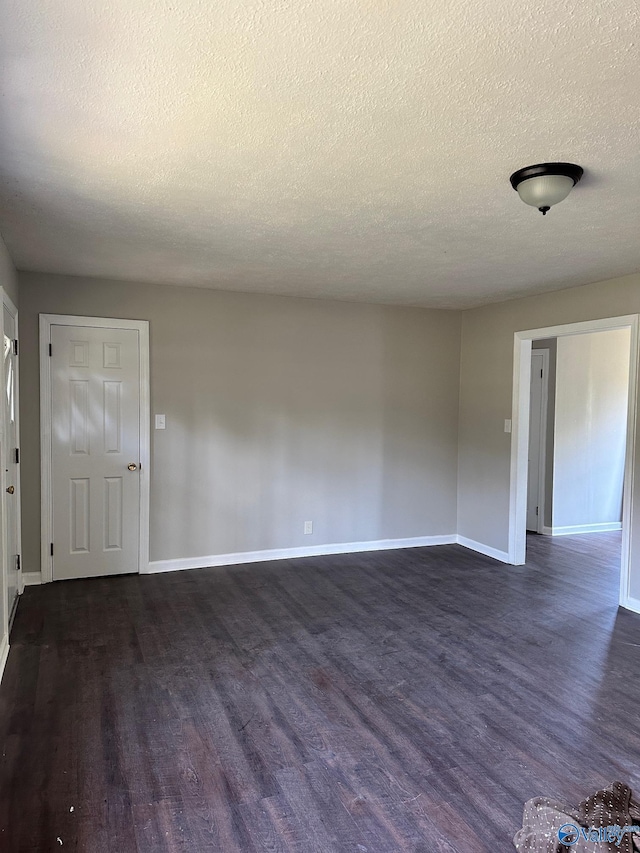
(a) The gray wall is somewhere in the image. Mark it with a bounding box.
[553,329,629,529]
[532,338,556,529]
[458,271,640,597]
[19,272,462,572]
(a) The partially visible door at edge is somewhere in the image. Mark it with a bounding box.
[51,324,140,580]
[527,351,545,532]
[4,305,19,622]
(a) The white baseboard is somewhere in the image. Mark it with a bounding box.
[144,534,458,574]
[455,535,511,564]
[621,596,640,615]
[541,525,553,536]
[546,522,622,537]
[0,633,9,686]
[22,572,42,586]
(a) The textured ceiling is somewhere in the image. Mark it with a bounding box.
[1,0,639,308]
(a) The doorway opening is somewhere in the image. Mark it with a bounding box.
[526,344,550,534]
[509,315,639,611]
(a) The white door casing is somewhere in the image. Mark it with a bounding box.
[40,316,150,582]
[526,350,548,533]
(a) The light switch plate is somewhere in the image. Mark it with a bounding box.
[504,419,512,433]
[155,414,166,430]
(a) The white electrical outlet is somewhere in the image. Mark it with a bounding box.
[155,414,166,430]
[303,521,313,535]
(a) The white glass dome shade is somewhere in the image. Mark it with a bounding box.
[510,163,583,215]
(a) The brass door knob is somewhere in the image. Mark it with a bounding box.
[127,463,138,471]
[6,485,14,494]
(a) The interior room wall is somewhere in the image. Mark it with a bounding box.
[553,329,630,531]
[531,338,556,529]
[19,271,462,573]
[457,271,640,598]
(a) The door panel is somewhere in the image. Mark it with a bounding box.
[3,304,19,623]
[527,351,545,532]
[104,477,123,550]
[51,324,140,580]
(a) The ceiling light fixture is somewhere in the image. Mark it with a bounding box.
[509,162,583,215]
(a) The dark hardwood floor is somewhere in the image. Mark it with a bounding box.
[1,532,639,852]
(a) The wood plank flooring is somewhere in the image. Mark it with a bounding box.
[1,533,640,852]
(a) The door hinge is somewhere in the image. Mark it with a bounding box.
[49,343,52,356]
[540,368,543,378]
[50,542,54,556]
[536,506,539,515]
[14,448,19,464]
[13,339,18,356]
[16,554,21,573]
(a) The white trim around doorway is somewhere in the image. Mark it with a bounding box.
[39,315,150,583]
[509,314,639,611]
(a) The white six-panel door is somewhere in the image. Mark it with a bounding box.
[3,301,20,619]
[50,324,141,580]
